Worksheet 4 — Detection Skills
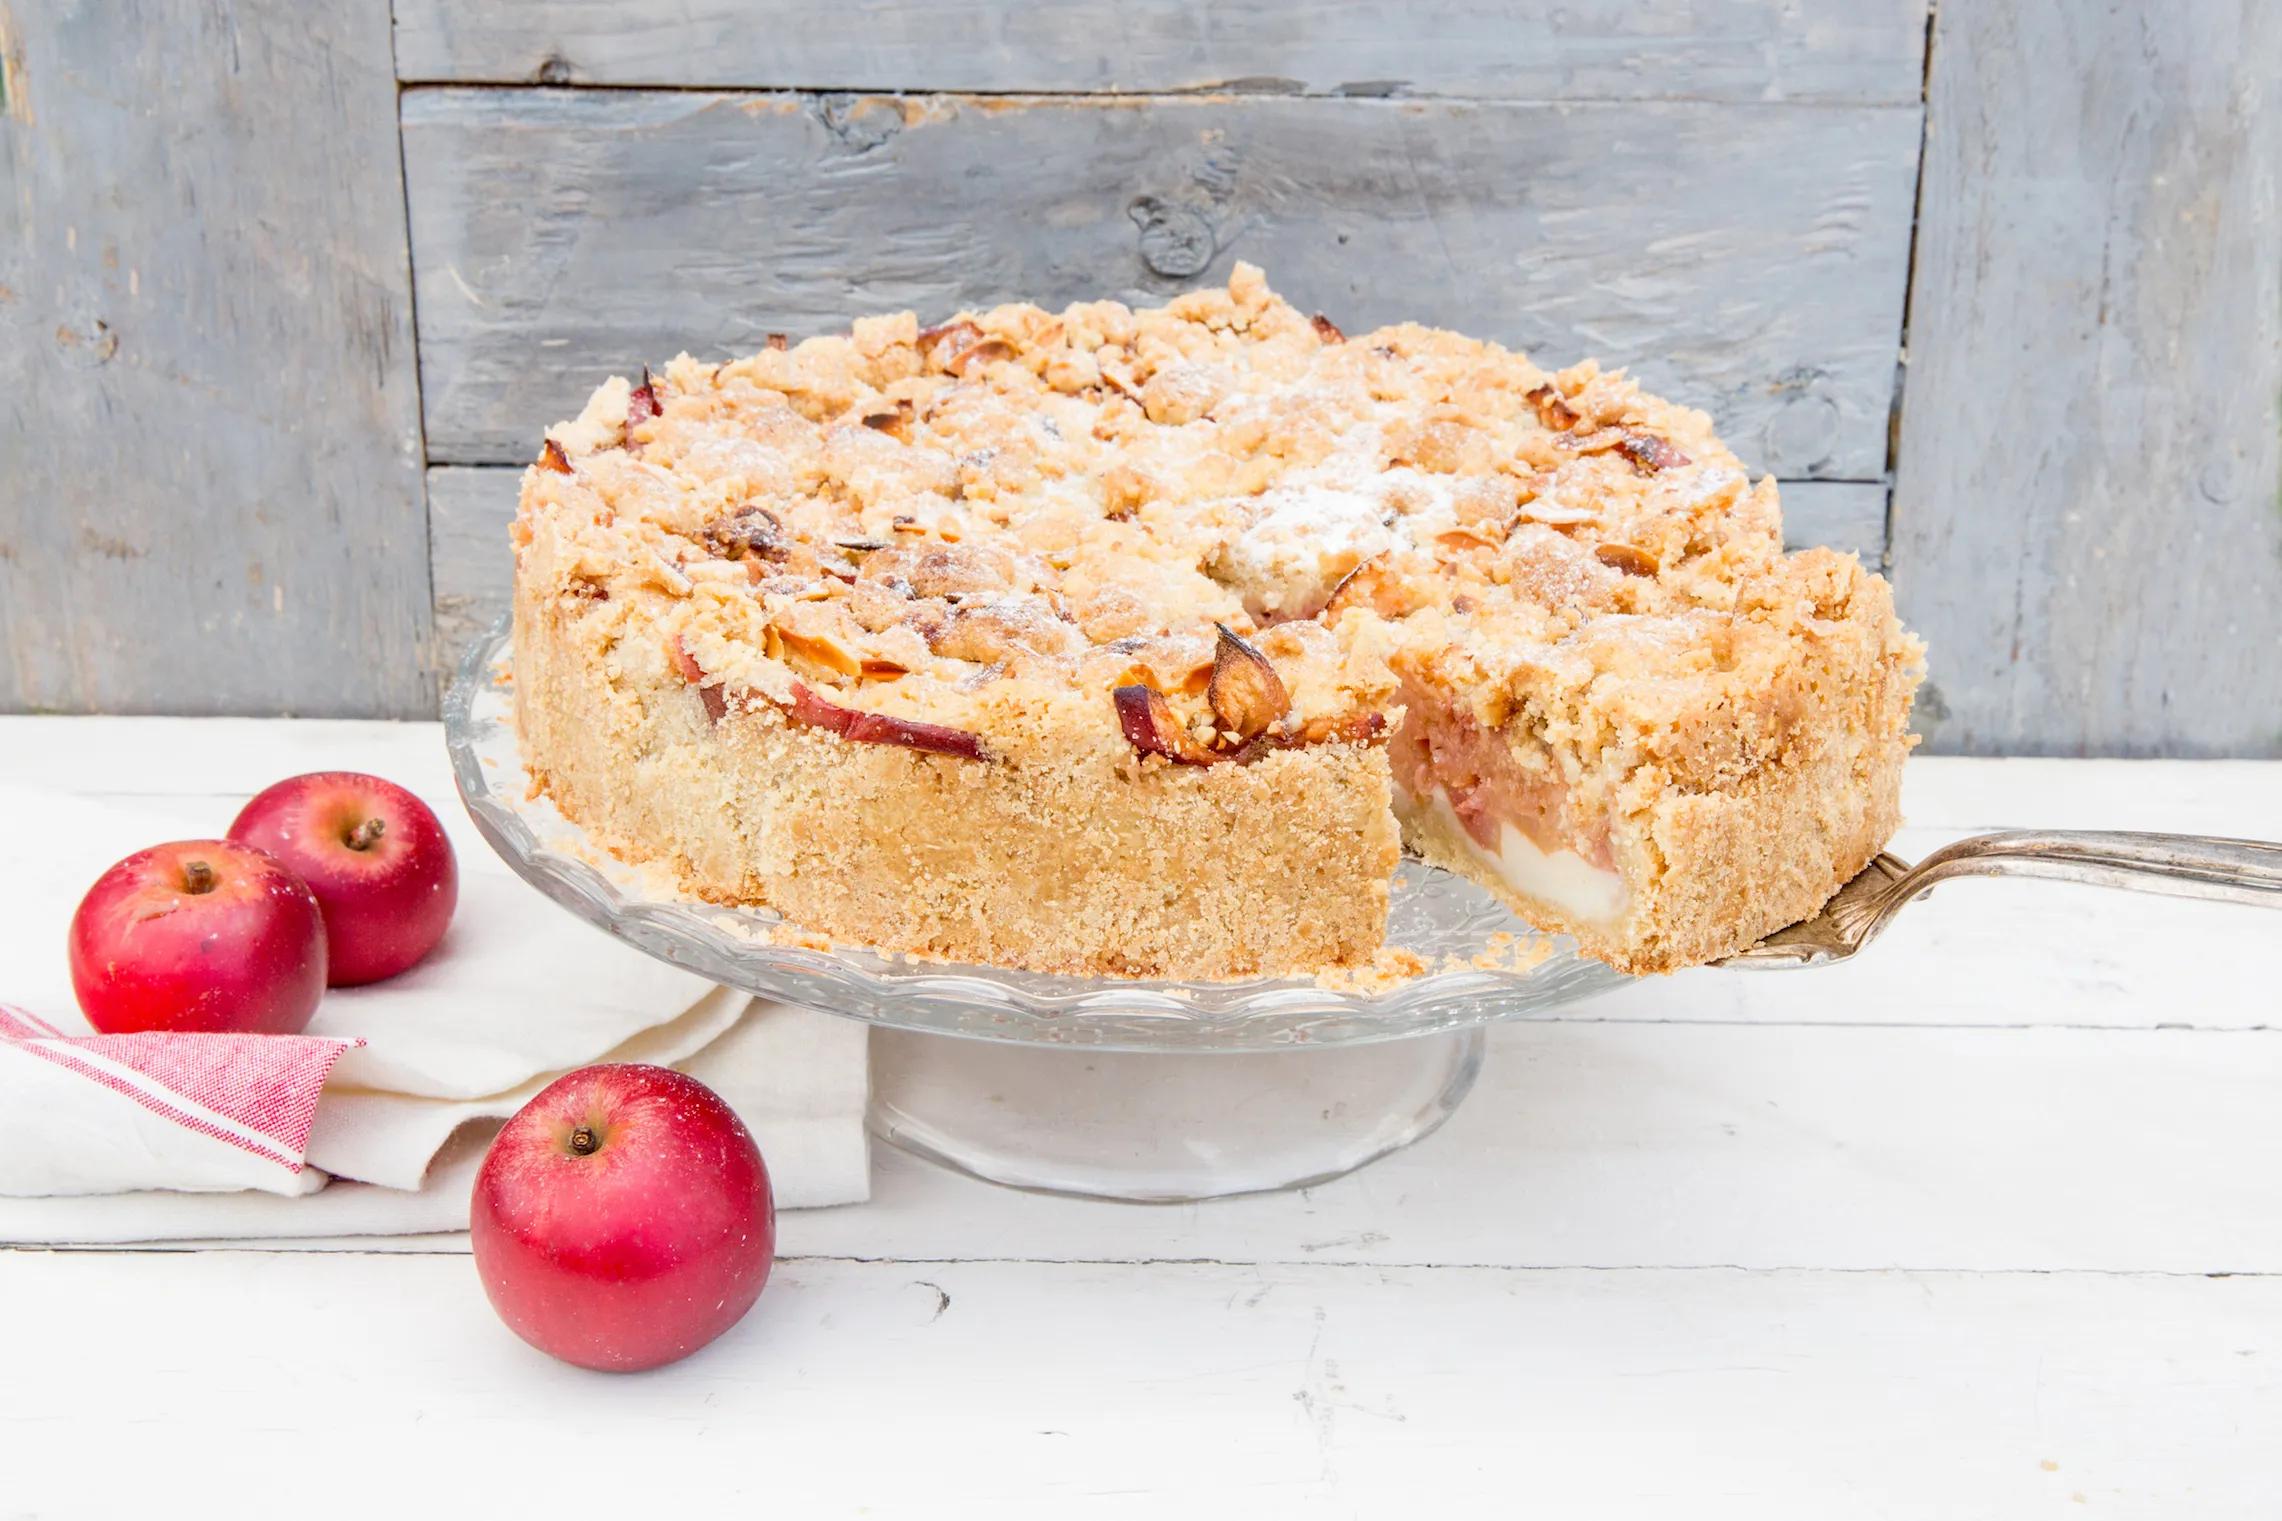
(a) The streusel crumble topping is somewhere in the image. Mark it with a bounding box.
[512,263,1919,975]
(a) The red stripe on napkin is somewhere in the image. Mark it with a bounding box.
[0,1006,64,1039]
[0,1005,358,1172]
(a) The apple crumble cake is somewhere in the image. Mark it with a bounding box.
[511,264,1921,977]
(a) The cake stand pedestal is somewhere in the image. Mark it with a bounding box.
[868,1024,1486,1201]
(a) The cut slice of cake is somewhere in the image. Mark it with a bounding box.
[510,264,1921,977]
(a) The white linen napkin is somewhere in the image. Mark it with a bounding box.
[0,994,870,1244]
[0,1001,355,1196]
[0,777,870,1238]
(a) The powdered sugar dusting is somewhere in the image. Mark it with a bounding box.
[1212,483,1401,617]
[1677,464,1743,508]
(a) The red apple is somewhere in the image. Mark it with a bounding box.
[471,1064,775,1372]
[68,839,328,1035]
[228,771,458,986]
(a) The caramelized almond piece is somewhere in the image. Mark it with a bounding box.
[1310,313,1345,344]
[1557,425,1628,455]
[703,504,786,562]
[1595,542,1659,577]
[944,337,1015,376]
[1434,526,1499,552]
[1525,383,1581,432]
[785,681,989,760]
[627,367,662,438]
[538,438,572,474]
[1206,623,1291,741]
[916,320,981,360]
[1112,685,1219,765]
[1617,432,1690,473]
[774,626,864,680]
[860,399,913,441]
[1320,556,1416,619]
[916,321,1013,377]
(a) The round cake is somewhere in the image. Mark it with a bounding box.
[510,264,1921,977]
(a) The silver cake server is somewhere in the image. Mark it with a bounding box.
[1720,830,2282,968]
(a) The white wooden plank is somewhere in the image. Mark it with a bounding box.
[1587,839,2279,1033]
[390,0,1931,105]
[1889,1,2282,758]
[780,1019,2282,1274]
[1891,755,2282,837]
[0,716,455,800]
[401,90,1921,478]
[0,0,434,718]
[33,1014,2280,1274]
[3,1250,2275,1518]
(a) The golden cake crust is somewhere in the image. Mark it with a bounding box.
[514,541,1399,979]
[510,265,1921,977]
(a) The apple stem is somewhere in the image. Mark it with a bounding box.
[181,860,217,895]
[568,1125,600,1157]
[345,817,387,852]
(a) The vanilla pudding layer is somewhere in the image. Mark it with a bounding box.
[1383,673,1631,931]
[1403,785,1630,929]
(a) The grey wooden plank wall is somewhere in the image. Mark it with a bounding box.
[391,0,1931,101]
[5,1,2278,756]
[400,89,1918,476]
[0,0,431,717]
[1890,0,2282,757]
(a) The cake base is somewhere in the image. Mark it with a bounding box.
[868,1024,1486,1201]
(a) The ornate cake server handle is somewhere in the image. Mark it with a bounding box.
[1719,830,2282,968]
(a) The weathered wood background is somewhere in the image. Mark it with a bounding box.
[4,0,2278,754]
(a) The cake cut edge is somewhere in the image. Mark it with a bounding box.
[1389,543,1920,974]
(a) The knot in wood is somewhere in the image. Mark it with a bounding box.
[817,94,902,154]
[1762,388,1841,475]
[1130,198,1215,280]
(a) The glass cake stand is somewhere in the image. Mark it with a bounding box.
[444,619,1624,1201]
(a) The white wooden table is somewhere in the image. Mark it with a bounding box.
[4,719,2278,1518]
